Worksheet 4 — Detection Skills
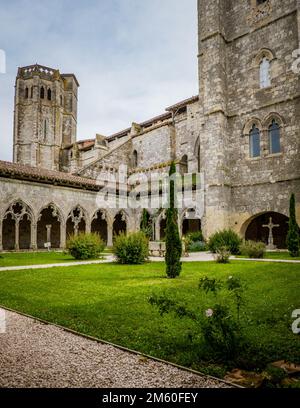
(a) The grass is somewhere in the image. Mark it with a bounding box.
[0,260,299,381]
[0,251,108,267]
[237,251,300,261]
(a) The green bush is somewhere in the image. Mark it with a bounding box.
[189,241,207,252]
[187,231,204,243]
[208,229,242,255]
[113,231,149,264]
[240,240,266,259]
[67,233,105,260]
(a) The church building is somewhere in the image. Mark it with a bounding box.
[0,0,299,251]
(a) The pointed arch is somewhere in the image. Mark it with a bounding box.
[66,205,87,237]
[40,86,45,99]
[113,210,127,237]
[91,209,109,244]
[2,199,34,250]
[37,203,63,249]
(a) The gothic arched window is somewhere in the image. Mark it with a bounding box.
[30,86,33,98]
[268,120,281,154]
[47,88,52,101]
[249,124,261,158]
[133,150,138,168]
[25,87,29,99]
[40,86,45,99]
[260,57,271,88]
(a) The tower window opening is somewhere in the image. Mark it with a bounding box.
[25,87,29,99]
[249,124,261,158]
[269,120,281,154]
[47,88,52,101]
[40,86,45,99]
[43,119,48,141]
[260,57,271,88]
[133,150,138,168]
[30,86,33,98]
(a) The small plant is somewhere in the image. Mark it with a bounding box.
[113,231,149,264]
[149,275,246,362]
[214,247,231,263]
[208,229,242,255]
[287,193,300,257]
[240,240,266,259]
[67,233,105,260]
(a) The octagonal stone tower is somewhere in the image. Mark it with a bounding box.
[13,64,79,171]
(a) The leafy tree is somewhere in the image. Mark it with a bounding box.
[287,193,300,257]
[165,162,182,278]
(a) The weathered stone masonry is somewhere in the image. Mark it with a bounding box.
[1,0,299,250]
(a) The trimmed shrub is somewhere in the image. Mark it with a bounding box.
[113,231,149,264]
[67,233,105,260]
[287,193,300,257]
[208,229,242,255]
[240,240,266,259]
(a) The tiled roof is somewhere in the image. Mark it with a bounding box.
[0,160,103,191]
[165,95,199,112]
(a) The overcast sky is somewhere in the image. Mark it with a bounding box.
[0,0,198,162]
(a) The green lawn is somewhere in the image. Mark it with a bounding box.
[0,251,106,267]
[0,261,299,381]
[237,252,300,261]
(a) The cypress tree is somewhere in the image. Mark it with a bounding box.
[140,209,152,239]
[165,161,182,278]
[287,193,300,257]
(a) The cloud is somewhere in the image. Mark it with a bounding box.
[0,0,198,161]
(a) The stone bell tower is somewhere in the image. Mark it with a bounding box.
[13,64,79,171]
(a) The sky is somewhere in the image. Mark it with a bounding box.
[0,0,198,162]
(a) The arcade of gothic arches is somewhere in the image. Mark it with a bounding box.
[0,200,289,251]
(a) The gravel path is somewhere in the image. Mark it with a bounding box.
[0,309,232,388]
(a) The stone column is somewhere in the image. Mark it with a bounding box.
[46,224,52,243]
[15,220,20,251]
[60,220,66,249]
[107,221,113,247]
[178,218,183,237]
[86,221,91,234]
[155,219,160,241]
[30,222,37,250]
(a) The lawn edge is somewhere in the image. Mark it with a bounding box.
[0,304,242,389]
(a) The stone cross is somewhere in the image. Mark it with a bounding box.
[263,217,280,250]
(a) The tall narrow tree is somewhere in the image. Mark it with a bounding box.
[165,161,182,278]
[287,193,300,257]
